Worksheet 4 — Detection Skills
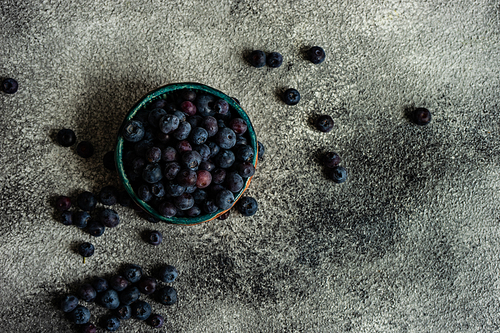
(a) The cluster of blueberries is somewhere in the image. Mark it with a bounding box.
[61,264,178,331]
[120,88,261,219]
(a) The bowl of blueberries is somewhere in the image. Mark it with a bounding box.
[115,82,258,225]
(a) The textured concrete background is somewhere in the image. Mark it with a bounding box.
[1,0,500,332]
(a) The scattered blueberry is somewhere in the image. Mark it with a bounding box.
[315,115,334,132]
[248,50,266,68]
[61,295,79,313]
[413,107,432,125]
[266,52,283,68]
[123,264,143,283]
[109,275,129,292]
[103,315,120,331]
[237,197,258,216]
[77,191,97,211]
[235,145,254,162]
[119,286,140,305]
[60,211,73,225]
[146,230,163,246]
[323,152,341,168]
[2,78,18,94]
[147,314,165,328]
[308,46,326,64]
[330,166,348,183]
[78,242,95,258]
[73,211,90,229]
[157,286,177,305]
[76,141,94,158]
[115,305,132,320]
[282,88,300,105]
[78,283,97,302]
[138,276,157,295]
[257,141,265,161]
[56,129,76,147]
[218,210,231,220]
[87,219,105,237]
[70,305,91,325]
[131,300,152,320]
[99,186,119,206]
[99,289,120,309]
[159,265,179,283]
[100,208,120,228]
[92,277,109,293]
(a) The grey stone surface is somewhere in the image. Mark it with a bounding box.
[1,0,500,332]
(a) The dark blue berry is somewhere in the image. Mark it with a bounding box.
[215,128,236,149]
[146,147,161,163]
[173,110,187,122]
[308,46,326,64]
[235,145,254,162]
[185,184,197,193]
[207,141,220,158]
[159,265,179,283]
[187,115,204,128]
[174,193,194,210]
[123,264,143,283]
[119,286,140,305]
[258,141,265,161]
[172,121,192,140]
[166,183,186,197]
[103,151,116,171]
[151,182,165,198]
[115,305,132,320]
[248,50,266,68]
[315,115,334,132]
[57,129,76,147]
[214,149,235,169]
[99,185,118,205]
[159,114,180,134]
[109,275,129,292]
[78,242,95,257]
[203,116,218,137]
[60,211,73,225]
[131,300,152,320]
[195,94,216,117]
[267,52,283,68]
[237,197,258,216]
[164,162,181,180]
[229,118,247,135]
[142,163,163,183]
[78,283,97,302]
[73,211,90,229]
[189,127,208,145]
[100,289,120,309]
[235,135,248,146]
[148,99,168,110]
[413,107,431,125]
[137,184,153,202]
[147,314,164,328]
[212,168,226,184]
[181,100,197,115]
[148,108,167,128]
[161,146,178,162]
[181,150,202,170]
[282,88,300,105]
[330,166,347,183]
[77,191,97,211]
[236,161,255,178]
[192,189,208,204]
[215,190,235,210]
[214,99,229,116]
[225,172,244,193]
[87,219,105,237]
[61,295,79,313]
[193,144,211,161]
[92,277,108,293]
[186,205,201,217]
[199,160,215,172]
[158,201,177,217]
[138,276,157,294]
[122,120,145,142]
[203,200,219,214]
[176,169,197,187]
[2,78,18,94]
[103,315,120,331]
[70,305,90,325]
[157,286,177,305]
[100,208,120,228]
[146,230,162,246]
[77,141,94,158]
[323,152,341,168]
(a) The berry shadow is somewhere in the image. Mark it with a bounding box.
[299,45,312,61]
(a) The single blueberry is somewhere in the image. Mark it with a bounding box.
[103,151,116,171]
[166,182,186,197]
[148,99,168,110]
[189,127,209,145]
[147,314,165,328]
[131,300,152,320]
[212,168,226,184]
[187,115,204,128]
[78,283,97,302]
[176,139,192,153]
[215,190,235,210]
[100,289,120,309]
[164,162,182,180]
[161,146,178,162]
[235,135,248,146]
[159,114,180,134]
[146,146,162,163]
[157,286,177,305]
[181,100,197,116]
[138,276,157,294]
[115,305,132,320]
[315,115,334,132]
[323,152,341,168]
[70,305,90,325]
[78,242,95,257]
[159,265,179,283]
[176,169,197,187]
[123,264,143,284]
[235,145,254,162]
[60,211,73,225]
[218,210,231,220]
[308,46,326,64]
[87,219,105,237]
[195,94,216,117]
[196,170,212,189]
[109,275,129,292]
[174,193,195,211]
[103,315,120,331]
[158,201,177,218]
[193,144,211,161]
[225,172,244,193]
[413,107,432,125]
[185,184,197,193]
[137,183,153,202]
[2,78,18,94]
[203,200,219,214]
[229,118,247,135]
[142,163,163,183]
[73,211,90,229]
[236,161,255,178]
[172,121,192,140]
[248,50,266,68]
[214,149,235,169]
[207,141,220,158]
[77,191,97,211]
[122,120,145,143]
[282,88,300,105]
[57,129,76,147]
[77,141,94,158]
[330,166,348,183]
[266,52,283,68]
[99,185,119,206]
[148,108,167,128]
[203,116,218,137]
[215,128,237,149]
[61,295,79,313]
[199,160,215,172]
[151,182,166,198]
[213,99,229,116]
[100,208,120,228]
[92,277,109,293]
[181,150,202,170]
[237,197,258,216]
[119,286,140,305]
[186,205,201,217]
[146,230,163,246]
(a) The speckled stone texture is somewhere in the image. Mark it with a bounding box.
[1,0,500,332]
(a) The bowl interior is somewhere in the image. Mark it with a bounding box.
[115,82,258,225]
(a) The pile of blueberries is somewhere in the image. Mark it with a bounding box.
[61,264,178,331]
[120,88,260,219]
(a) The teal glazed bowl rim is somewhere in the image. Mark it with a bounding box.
[115,82,258,225]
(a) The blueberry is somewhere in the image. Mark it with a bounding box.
[61,295,79,313]
[215,190,235,210]
[73,211,90,229]
[203,200,219,214]
[235,145,254,162]
[159,114,180,134]
[174,110,188,122]
[164,162,182,180]
[158,201,177,218]
[207,141,220,158]
[218,210,231,220]
[413,107,431,125]
[131,300,152,320]
[186,205,201,217]
[55,196,72,211]
[100,208,120,228]
[236,161,255,178]
[315,115,334,132]
[103,151,116,171]
[176,140,192,153]
[161,146,178,162]
[308,46,326,64]
[81,323,97,333]
[151,182,165,198]
[87,219,105,237]
[157,286,177,305]
[176,169,197,187]
[56,129,76,147]
[172,121,192,140]
[78,283,97,302]
[118,191,132,207]
[137,184,153,202]
[70,305,90,325]
[138,276,157,294]
[210,183,225,194]
[199,160,215,172]
[266,52,283,68]
[195,94,216,117]
[248,50,266,68]
[212,168,226,184]
[100,289,120,309]
[203,116,218,137]
[180,100,197,116]
[92,277,108,293]
[123,264,143,283]
[122,120,145,143]
[182,150,202,170]
[147,314,165,328]
[189,127,208,145]
[119,286,140,305]
[225,172,244,193]
[214,99,229,116]
[193,144,211,161]
[215,128,236,149]
[214,149,235,169]
[174,193,195,210]
[142,163,163,183]
[229,118,247,135]
[146,147,162,163]
[115,305,132,320]
[257,141,265,161]
[77,191,97,211]
[78,242,95,257]
[76,141,94,158]
[103,315,120,331]
[282,88,300,105]
[146,230,163,246]
[2,78,18,94]
[330,166,348,183]
[192,189,208,204]
[323,152,341,168]
[60,211,73,225]
[166,182,186,197]
[99,185,119,206]
[185,184,197,193]
[237,197,258,216]
[217,118,227,128]
[196,170,212,189]
[148,108,167,128]
[187,115,204,128]
[159,265,179,283]
[109,275,129,292]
